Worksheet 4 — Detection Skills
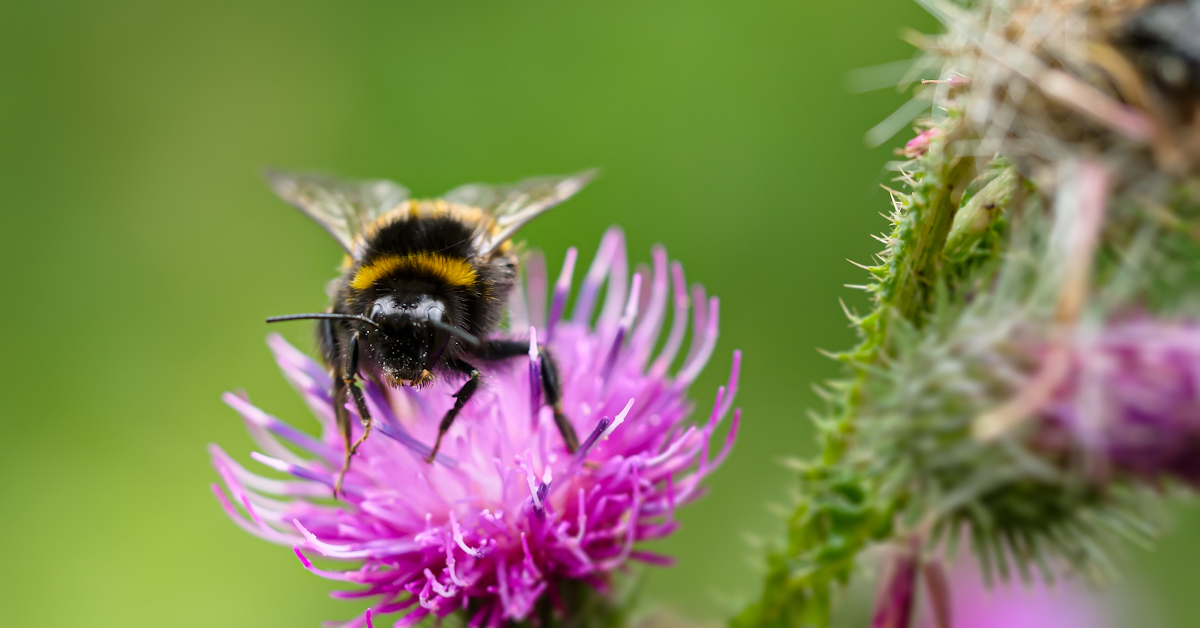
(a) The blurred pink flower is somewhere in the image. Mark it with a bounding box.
[901,128,943,159]
[873,540,1114,628]
[930,564,1112,628]
[209,229,741,628]
[1040,319,1200,485]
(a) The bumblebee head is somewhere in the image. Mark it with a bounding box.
[365,294,458,387]
[265,303,479,387]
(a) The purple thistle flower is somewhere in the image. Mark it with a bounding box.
[210,228,741,628]
[938,575,1112,628]
[1038,319,1200,485]
[918,549,1114,628]
[870,539,1117,628]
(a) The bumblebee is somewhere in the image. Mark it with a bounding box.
[264,169,595,496]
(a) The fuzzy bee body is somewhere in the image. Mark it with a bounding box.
[265,170,595,495]
[328,200,516,387]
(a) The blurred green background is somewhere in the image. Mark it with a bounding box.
[4,1,1200,626]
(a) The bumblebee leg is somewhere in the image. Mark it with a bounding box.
[319,318,353,499]
[539,350,580,453]
[473,340,580,453]
[347,382,373,455]
[317,313,339,366]
[427,358,481,463]
[335,331,372,497]
[331,375,352,498]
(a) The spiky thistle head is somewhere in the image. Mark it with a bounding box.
[737,3,1200,628]
[1038,318,1200,486]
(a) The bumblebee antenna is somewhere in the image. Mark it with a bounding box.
[425,318,480,348]
[266,312,479,347]
[266,313,380,328]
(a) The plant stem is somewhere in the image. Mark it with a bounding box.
[885,122,975,324]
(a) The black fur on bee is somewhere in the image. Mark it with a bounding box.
[264,170,595,497]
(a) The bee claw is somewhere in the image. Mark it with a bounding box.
[425,434,443,465]
[333,463,349,500]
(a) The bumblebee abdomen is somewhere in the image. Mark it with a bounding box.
[365,203,482,255]
[351,214,481,290]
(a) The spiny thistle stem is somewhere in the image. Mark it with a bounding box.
[731,114,978,628]
[880,118,975,325]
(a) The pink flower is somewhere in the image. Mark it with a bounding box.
[210,228,741,627]
[925,555,1113,628]
[901,128,943,158]
[944,576,1110,628]
[871,539,1115,628]
[1039,319,1200,485]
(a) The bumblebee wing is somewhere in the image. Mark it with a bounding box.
[443,169,597,257]
[264,169,411,255]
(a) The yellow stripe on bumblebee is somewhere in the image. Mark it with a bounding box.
[351,252,478,291]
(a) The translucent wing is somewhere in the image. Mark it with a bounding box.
[443,169,597,257]
[264,170,411,255]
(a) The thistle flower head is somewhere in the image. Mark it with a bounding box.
[210,228,741,628]
[936,541,1115,628]
[869,537,1114,628]
[1040,319,1200,485]
[737,2,1200,624]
